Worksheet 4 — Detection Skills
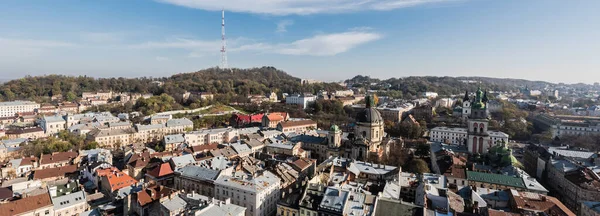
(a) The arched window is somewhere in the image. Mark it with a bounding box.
[331,136,334,144]
[362,131,367,138]
[472,137,478,153]
[479,123,484,133]
[472,123,478,132]
[479,137,484,153]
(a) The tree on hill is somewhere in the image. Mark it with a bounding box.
[405,158,430,174]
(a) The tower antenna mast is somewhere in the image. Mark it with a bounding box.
[220,9,229,70]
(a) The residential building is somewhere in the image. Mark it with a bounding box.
[507,190,574,215]
[39,151,78,169]
[82,91,113,100]
[286,94,317,109]
[79,148,113,164]
[545,158,600,212]
[533,114,600,138]
[3,156,39,178]
[265,141,301,157]
[185,127,239,146]
[347,160,398,182]
[5,127,45,139]
[0,193,53,216]
[33,164,78,183]
[146,162,175,187]
[277,120,317,133]
[377,105,413,123]
[262,112,288,128]
[163,134,185,151]
[430,127,509,145]
[97,167,138,195]
[0,101,40,118]
[214,170,281,216]
[165,118,194,134]
[174,165,223,197]
[135,123,166,143]
[0,138,27,161]
[51,190,88,216]
[87,127,136,148]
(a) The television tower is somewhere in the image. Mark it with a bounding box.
[220,9,229,70]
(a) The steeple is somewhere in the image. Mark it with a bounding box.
[463,91,470,101]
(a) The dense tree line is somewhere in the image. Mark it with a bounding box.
[0,67,345,103]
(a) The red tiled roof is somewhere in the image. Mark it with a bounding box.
[33,164,78,180]
[136,184,175,206]
[98,167,138,192]
[16,156,39,166]
[233,113,264,123]
[266,113,284,121]
[510,191,574,216]
[40,151,78,165]
[147,163,174,178]
[0,193,52,215]
[292,158,313,171]
[487,209,520,216]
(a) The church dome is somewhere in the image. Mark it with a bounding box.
[330,124,340,132]
[356,95,384,124]
[356,107,384,124]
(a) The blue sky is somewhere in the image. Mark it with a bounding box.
[0,0,599,83]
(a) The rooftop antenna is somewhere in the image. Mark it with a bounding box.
[220,9,229,70]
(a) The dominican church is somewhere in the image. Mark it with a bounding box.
[298,95,390,162]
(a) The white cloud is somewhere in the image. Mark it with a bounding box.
[157,0,457,15]
[348,26,374,32]
[134,30,382,57]
[0,37,76,48]
[0,37,76,57]
[276,20,294,33]
[155,56,170,61]
[275,31,382,56]
[80,32,125,43]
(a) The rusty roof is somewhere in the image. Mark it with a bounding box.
[33,164,78,180]
[147,162,174,178]
[40,151,78,165]
[0,193,52,215]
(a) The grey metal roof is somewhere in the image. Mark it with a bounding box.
[548,146,597,159]
[230,143,251,155]
[0,101,38,106]
[347,161,397,176]
[196,203,247,216]
[44,115,65,123]
[135,123,165,131]
[170,154,195,168]
[176,165,220,181]
[320,187,348,212]
[166,118,193,127]
[52,190,86,210]
[164,134,185,144]
[161,195,187,212]
[214,170,280,192]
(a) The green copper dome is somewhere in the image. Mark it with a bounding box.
[472,87,486,109]
[330,124,340,132]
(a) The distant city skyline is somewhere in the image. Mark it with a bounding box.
[1,0,599,84]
